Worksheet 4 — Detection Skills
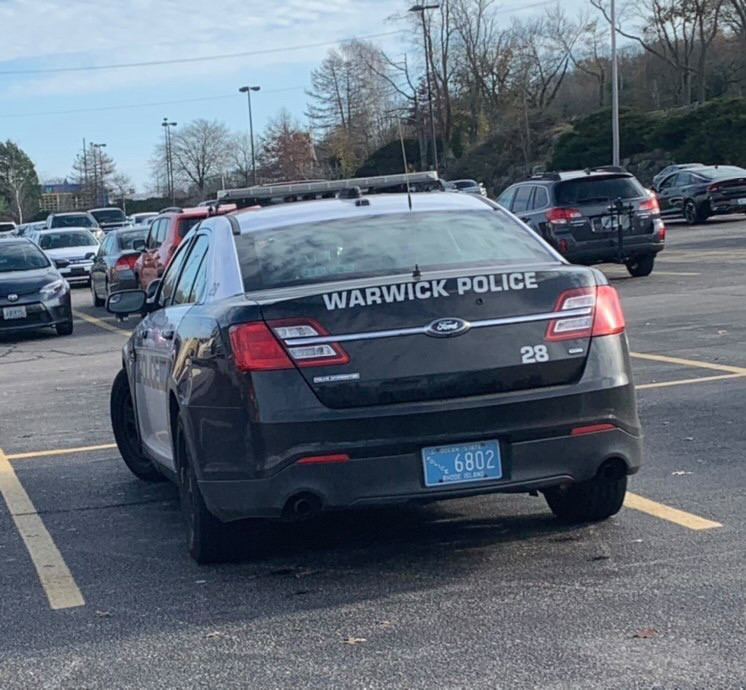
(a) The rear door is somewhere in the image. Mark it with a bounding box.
[657,173,683,216]
[239,207,598,409]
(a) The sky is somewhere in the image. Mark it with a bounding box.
[0,0,588,191]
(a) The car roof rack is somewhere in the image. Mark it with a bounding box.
[217,171,443,207]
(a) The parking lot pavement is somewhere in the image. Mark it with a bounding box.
[1,217,746,688]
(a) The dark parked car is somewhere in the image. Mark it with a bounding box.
[652,163,704,192]
[0,236,73,336]
[106,185,641,564]
[90,227,149,306]
[655,165,746,225]
[497,168,665,277]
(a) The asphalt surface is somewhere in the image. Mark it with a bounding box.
[1,217,745,689]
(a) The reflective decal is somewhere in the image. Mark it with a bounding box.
[322,272,539,311]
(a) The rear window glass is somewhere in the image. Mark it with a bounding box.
[117,231,147,251]
[698,166,746,180]
[91,209,126,224]
[234,209,555,291]
[178,217,203,238]
[39,230,97,249]
[556,176,646,204]
[51,214,96,228]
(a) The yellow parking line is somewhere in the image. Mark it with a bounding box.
[631,352,746,376]
[6,443,117,461]
[625,492,722,531]
[636,374,744,390]
[72,309,131,337]
[0,449,85,610]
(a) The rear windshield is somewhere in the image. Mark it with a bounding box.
[234,209,554,291]
[178,217,203,238]
[51,214,96,228]
[454,180,478,189]
[0,243,50,271]
[117,231,147,250]
[39,230,97,249]
[556,176,646,205]
[698,166,746,180]
[91,209,126,224]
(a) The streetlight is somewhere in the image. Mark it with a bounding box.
[409,4,440,172]
[238,85,261,185]
[162,119,177,205]
[610,0,620,166]
[92,143,107,206]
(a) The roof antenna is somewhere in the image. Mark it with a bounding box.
[397,118,413,212]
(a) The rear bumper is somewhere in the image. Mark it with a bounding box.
[565,237,664,264]
[58,264,92,283]
[182,334,642,521]
[200,427,642,521]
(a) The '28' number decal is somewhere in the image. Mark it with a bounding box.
[521,345,549,364]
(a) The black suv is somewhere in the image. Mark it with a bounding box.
[497,168,665,277]
[655,165,746,225]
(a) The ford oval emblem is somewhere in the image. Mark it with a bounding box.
[425,317,471,338]
[7,294,19,302]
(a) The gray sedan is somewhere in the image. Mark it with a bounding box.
[90,227,148,306]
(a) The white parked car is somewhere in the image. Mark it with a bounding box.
[28,227,100,286]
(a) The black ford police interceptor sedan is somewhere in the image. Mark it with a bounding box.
[107,189,642,563]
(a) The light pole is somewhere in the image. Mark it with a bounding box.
[162,118,177,204]
[610,0,620,166]
[239,85,261,185]
[92,143,106,206]
[409,4,440,172]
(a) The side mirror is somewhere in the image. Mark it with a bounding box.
[132,238,146,251]
[146,278,161,302]
[107,289,147,316]
[54,259,71,269]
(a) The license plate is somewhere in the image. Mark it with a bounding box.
[422,440,502,487]
[3,306,27,320]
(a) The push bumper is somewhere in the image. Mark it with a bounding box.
[200,427,642,521]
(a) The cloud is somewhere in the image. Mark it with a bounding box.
[0,0,402,99]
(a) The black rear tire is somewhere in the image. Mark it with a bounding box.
[176,418,241,564]
[91,278,105,307]
[684,200,707,225]
[625,253,655,277]
[544,476,627,523]
[55,316,74,336]
[110,369,165,482]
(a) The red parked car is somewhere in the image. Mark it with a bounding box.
[134,207,233,290]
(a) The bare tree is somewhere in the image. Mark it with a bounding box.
[109,173,134,214]
[227,133,254,187]
[170,119,232,195]
[592,0,725,104]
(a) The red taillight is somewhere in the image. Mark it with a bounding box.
[297,453,350,465]
[639,195,660,213]
[229,322,293,371]
[269,318,349,368]
[546,285,625,341]
[592,285,625,336]
[558,239,569,254]
[546,207,583,224]
[114,254,138,272]
[571,423,616,436]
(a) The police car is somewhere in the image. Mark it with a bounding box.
[107,173,642,563]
